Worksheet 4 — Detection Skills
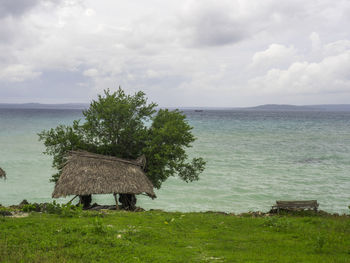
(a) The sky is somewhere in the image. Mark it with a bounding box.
[0,0,350,107]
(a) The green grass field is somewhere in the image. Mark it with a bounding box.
[0,210,349,262]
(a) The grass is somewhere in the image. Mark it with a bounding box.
[0,210,350,262]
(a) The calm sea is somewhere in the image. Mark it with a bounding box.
[0,108,349,214]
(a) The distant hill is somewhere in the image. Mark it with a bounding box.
[244,104,350,112]
[306,104,350,111]
[245,104,317,111]
[0,103,88,110]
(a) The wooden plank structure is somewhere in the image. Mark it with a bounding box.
[0,167,6,179]
[272,200,319,213]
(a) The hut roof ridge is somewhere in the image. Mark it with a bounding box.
[69,150,145,167]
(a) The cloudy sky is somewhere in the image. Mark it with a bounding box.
[0,0,350,107]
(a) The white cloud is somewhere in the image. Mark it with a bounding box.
[0,64,41,82]
[83,68,99,78]
[323,40,350,56]
[310,32,321,52]
[251,50,350,95]
[251,44,298,70]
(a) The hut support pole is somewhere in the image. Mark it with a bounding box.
[113,193,119,210]
[67,195,78,204]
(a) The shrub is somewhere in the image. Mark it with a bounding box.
[20,201,83,217]
[21,204,37,212]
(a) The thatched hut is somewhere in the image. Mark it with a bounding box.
[0,167,6,179]
[52,151,156,208]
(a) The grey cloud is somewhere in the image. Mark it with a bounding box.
[180,0,325,48]
[0,0,65,18]
[0,17,29,44]
[182,6,246,47]
[0,69,91,103]
[0,0,39,18]
[192,11,245,47]
[179,0,302,48]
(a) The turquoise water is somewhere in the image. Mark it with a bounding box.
[0,109,349,214]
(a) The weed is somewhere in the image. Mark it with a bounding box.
[59,203,83,218]
[92,217,107,234]
[43,201,62,214]
[314,233,326,253]
[263,216,292,232]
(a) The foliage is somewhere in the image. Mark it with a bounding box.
[38,88,205,188]
[0,212,350,262]
[43,201,63,214]
[21,201,82,217]
[59,203,83,218]
[143,109,205,187]
[82,88,157,158]
[21,204,38,213]
[0,207,12,216]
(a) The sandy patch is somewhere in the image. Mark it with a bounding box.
[9,212,29,218]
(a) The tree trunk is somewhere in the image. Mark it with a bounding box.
[118,194,137,211]
[79,195,92,209]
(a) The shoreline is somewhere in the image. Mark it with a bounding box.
[1,200,349,218]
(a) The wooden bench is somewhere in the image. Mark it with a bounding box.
[272,200,319,213]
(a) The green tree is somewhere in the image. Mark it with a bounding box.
[39,88,205,199]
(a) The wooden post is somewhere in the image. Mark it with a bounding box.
[67,195,78,204]
[113,193,119,210]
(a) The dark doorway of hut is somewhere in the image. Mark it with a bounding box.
[78,193,137,211]
[79,195,92,209]
[119,194,137,211]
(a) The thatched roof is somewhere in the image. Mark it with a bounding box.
[52,151,156,199]
[0,167,6,179]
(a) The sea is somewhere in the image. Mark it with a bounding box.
[0,108,349,214]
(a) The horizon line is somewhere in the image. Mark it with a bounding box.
[1,103,350,110]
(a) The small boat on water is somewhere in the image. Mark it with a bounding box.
[194,110,203,112]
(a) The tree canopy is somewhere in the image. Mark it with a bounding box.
[38,88,205,189]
